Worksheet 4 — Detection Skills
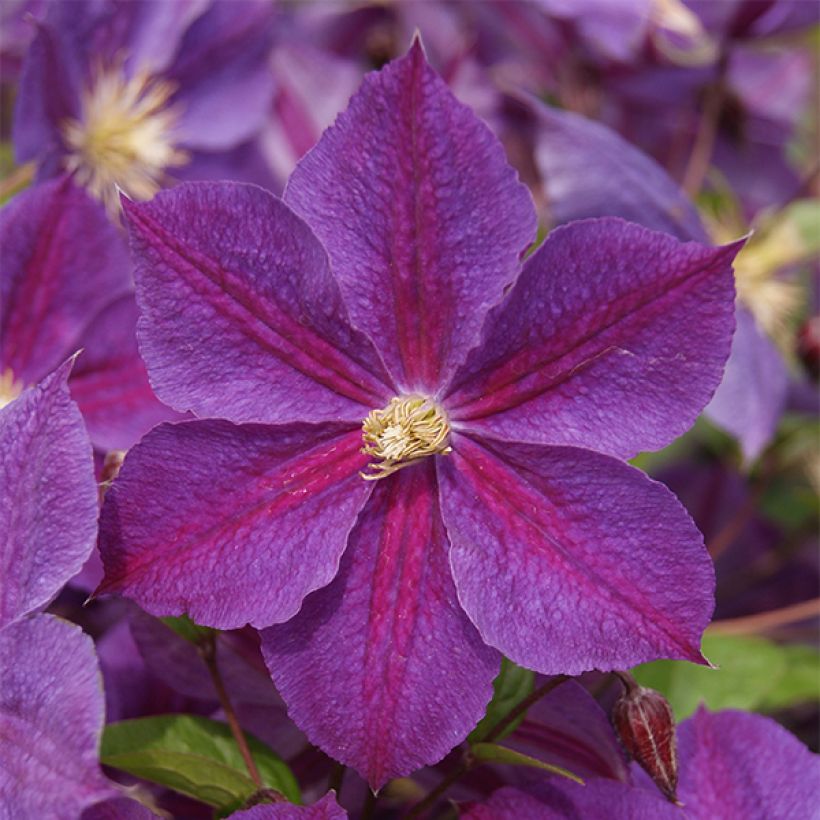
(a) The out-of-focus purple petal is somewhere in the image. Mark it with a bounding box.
[98,419,371,629]
[69,294,182,451]
[169,1,276,150]
[129,610,279,705]
[446,219,741,459]
[461,779,677,819]
[81,796,161,820]
[439,434,714,675]
[705,307,788,463]
[0,360,98,629]
[0,615,115,816]
[506,680,629,782]
[123,183,392,424]
[285,40,536,393]
[0,176,131,387]
[230,792,347,819]
[676,708,820,819]
[526,97,707,242]
[261,462,499,790]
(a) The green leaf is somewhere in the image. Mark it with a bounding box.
[101,714,300,812]
[469,658,535,743]
[159,614,215,645]
[633,633,820,720]
[470,743,584,785]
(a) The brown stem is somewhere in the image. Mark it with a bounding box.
[198,634,264,788]
[405,676,569,819]
[0,162,35,200]
[681,63,727,199]
[709,597,820,635]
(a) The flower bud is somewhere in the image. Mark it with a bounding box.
[612,678,679,804]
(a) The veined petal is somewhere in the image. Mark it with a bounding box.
[97,419,372,629]
[69,294,182,451]
[439,434,714,675]
[123,182,393,425]
[0,176,131,387]
[0,359,98,630]
[0,615,115,817]
[676,708,820,819]
[261,462,500,790]
[230,792,347,819]
[285,39,536,393]
[446,219,743,459]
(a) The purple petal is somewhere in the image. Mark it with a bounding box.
[98,419,371,629]
[261,462,500,790]
[1,176,131,387]
[123,182,392,425]
[0,615,115,816]
[230,792,347,819]
[1,359,98,629]
[705,306,788,463]
[439,434,714,675]
[676,708,820,819]
[70,294,182,451]
[506,680,629,782]
[446,219,742,459]
[528,98,708,242]
[285,40,536,393]
[462,780,677,820]
[82,796,161,820]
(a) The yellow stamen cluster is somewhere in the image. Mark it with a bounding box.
[62,65,188,215]
[0,369,23,410]
[361,396,451,480]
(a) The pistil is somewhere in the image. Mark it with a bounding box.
[361,396,451,480]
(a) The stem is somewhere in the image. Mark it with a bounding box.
[709,597,820,636]
[0,162,34,200]
[198,633,264,788]
[328,762,346,796]
[405,676,569,818]
[681,60,727,199]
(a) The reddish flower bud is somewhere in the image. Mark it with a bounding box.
[612,677,679,804]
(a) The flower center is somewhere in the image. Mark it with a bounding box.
[0,369,23,410]
[361,396,451,480]
[61,65,188,214]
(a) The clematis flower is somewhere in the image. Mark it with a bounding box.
[13,0,275,214]
[98,42,742,787]
[0,174,178,451]
[462,706,820,819]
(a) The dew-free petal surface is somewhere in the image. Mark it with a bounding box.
[0,176,131,387]
[439,435,714,675]
[230,792,347,819]
[676,708,820,819]
[705,307,788,464]
[261,462,499,790]
[0,360,98,629]
[69,294,181,451]
[98,419,371,629]
[124,183,392,424]
[285,40,536,392]
[446,219,741,459]
[0,615,114,818]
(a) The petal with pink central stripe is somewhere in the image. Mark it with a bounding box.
[439,434,714,675]
[261,461,500,790]
[123,182,393,425]
[445,219,742,460]
[97,419,372,629]
[285,40,536,393]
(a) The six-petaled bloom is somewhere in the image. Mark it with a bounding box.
[97,41,743,787]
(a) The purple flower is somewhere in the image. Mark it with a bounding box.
[0,359,98,629]
[13,0,275,213]
[0,174,178,451]
[229,792,347,819]
[463,707,820,819]
[98,42,741,787]
[0,614,116,816]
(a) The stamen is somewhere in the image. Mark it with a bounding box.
[61,63,188,215]
[0,369,23,410]
[361,396,451,480]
